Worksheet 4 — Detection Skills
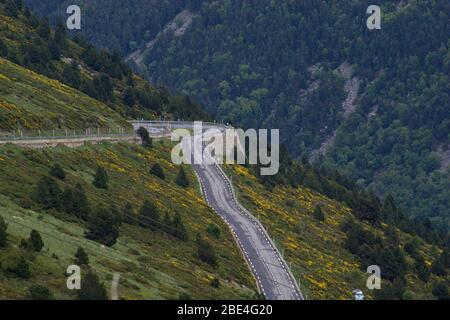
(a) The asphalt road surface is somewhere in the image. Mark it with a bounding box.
[185,131,303,300]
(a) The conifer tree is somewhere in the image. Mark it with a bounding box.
[28,230,44,252]
[0,216,8,247]
[74,247,89,266]
[175,166,189,188]
[313,205,325,222]
[85,207,120,246]
[138,200,160,230]
[78,272,108,300]
[93,166,109,189]
[150,163,165,180]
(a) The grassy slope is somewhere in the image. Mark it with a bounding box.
[224,165,442,300]
[0,6,172,130]
[0,142,255,299]
[0,57,129,130]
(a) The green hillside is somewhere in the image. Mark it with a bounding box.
[0,57,127,129]
[0,142,256,299]
[225,164,448,300]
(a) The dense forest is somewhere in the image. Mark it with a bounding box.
[24,0,202,53]
[23,0,450,230]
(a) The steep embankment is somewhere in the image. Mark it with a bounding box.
[0,142,256,299]
[0,57,127,130]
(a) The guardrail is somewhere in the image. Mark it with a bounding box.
[129,120,229,130]
[0,121,229,145]
[0,127,136,142]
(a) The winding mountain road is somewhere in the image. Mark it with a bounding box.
[193,160,302,300]
[1,120,304,300]
[174,123,303,300]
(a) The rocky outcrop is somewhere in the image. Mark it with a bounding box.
[310,62,360,161]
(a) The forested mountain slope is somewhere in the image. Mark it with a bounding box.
[225,162,449,300]
[24,0,450,230]
[1,0,209,130]
[0,0,448,300]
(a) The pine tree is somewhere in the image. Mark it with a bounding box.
[28,230,44,252]
[35,176,61,210]
[37,19,51,40]
[136,127,152,148]
[430,250,449,277]
[5,0,19,17]
[14,0,23,10]
[0,39,8,57]
[0,216,8,247]
[313,205,325,222]
[28,285,54,300]
[62,186,74,212]
[54,21,66,46]
[175,166,189,188]
[415,256,430,282]
[74,247,89,266]
[162,212,172,234]
[93,166,109,189]
[123,87,135,107]
[85,207,120,246]
[71,184,90,220]
[210,278,220,288]
[150,163,165,180]
[374,277,405,300]
[122,202,136,225]
[138,200,160,230]
[62,62,81,89]
[171,213,188,240]
[78,272,108,300]
[206,224,221,239]
[196,234,218,267]
[11,257,30,279]
[432,282,450,300]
